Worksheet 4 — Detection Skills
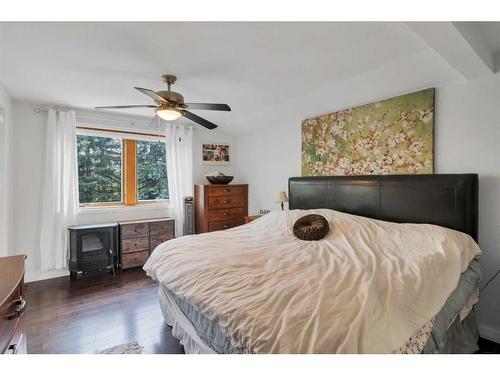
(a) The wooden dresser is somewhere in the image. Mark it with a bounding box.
[0,255,27,354]
[119,218,175,269]
[194,184,248,233]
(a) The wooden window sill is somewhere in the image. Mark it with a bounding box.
[78,202,169,214]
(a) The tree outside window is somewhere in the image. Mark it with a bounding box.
[77,132,168,206]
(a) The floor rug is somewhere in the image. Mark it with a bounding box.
[95,341,144,354]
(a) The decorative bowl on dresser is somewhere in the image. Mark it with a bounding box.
[205,175,234,184]
[194,184,248,233]
[0,255,27,354]
[119,218,175,269]
[68,223,119,280]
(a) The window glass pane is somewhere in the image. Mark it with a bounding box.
[137,140,169,200]
[77,135,122,204]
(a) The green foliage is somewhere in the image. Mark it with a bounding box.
[77,135,122,204]
[137,140,169,200]
[77,135,169,204]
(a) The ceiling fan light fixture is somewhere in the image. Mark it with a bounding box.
[156,108,182,121]
[96,74,228,129]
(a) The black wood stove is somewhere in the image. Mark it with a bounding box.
[68,223,119,280]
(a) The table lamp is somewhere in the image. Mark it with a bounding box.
[276,191,288,211]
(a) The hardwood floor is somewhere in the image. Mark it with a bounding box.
[24,269,184,354]
[23,268,500,354]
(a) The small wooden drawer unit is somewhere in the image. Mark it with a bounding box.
[119,218,175,269]
[0,255,27,354]
[194,184,248,233]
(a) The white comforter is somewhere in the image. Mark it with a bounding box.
[144,209,481,353]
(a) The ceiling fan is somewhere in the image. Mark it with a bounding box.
[95,74,231,130]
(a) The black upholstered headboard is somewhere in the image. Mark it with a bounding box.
[288,174,478,241]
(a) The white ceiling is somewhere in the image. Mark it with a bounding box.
[0,22,497,133]
[462,22,500,54]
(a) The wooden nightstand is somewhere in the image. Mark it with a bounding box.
[244,215,262,224]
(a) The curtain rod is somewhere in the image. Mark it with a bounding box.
[77,125,165,138]
[33,106,160,128]
[33,106,194,133]
[33,107,164,138]
[34,106,152,122]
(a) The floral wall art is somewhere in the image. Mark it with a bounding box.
[301,88,434,176]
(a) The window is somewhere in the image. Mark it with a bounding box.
[77,134,122,204]
[77,129,168,207]
[137,140,169,201]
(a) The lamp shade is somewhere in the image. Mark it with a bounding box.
[156,108,182,121]
[276,191,289,203]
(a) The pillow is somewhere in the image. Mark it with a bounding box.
[293,214,330,241]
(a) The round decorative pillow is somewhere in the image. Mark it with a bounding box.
[293,214,330,241]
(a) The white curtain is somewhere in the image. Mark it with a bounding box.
[39,109,79,271]
[165,123,193,237]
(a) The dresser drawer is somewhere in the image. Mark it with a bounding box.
[150,220,175,237]
[121,222,149,239]
[208,196,245,209]
[208,219,244,232]
[0,285,23,354]
[6,315,26,354]
[150,234,172,251]
[208,207,245,222]
[122,250,150,268]
[121,237,149,254]
[208,186,246,197]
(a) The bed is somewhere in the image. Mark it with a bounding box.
[144,174,481,354]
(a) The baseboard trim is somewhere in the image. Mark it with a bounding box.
[26,269,70,283]
[479,324,500,344]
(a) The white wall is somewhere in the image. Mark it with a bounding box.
[0,84,12,257]
[234,72,500,341]
[9,100,234,281]
[193,125,239,185]
[436,76,500,341]
[233,50,461,213]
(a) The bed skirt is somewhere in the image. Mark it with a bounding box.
[158,284,480,354]
[159,286,216,354]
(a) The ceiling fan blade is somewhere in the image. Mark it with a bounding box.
[182,110,218,130]
[95,105,158,109]
[134,87,167,103]
[184,103,231,111]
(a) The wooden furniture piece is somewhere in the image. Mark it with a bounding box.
[0,255,27,354]
[119,218,175,269]
[194,184,248,233]
[244,215,262,224]
[68,223,119,280]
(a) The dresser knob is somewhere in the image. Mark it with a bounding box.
[7,298,26,320]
